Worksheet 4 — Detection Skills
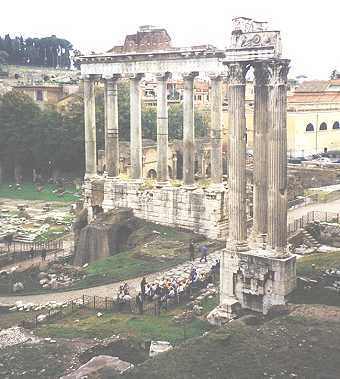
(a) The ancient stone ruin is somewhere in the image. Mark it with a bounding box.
[77,17,296,316]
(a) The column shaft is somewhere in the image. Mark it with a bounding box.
[267,60,290,253]
[105,76,120,177]
[183,72,197,186]
[84,77,97,176]
[130,74,143,180]
[156,73,170,183]
[227,63,248,249]
[253,64,270,241]
[210,76,223,184]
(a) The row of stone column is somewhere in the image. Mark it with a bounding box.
[83,72,224,186]
[227,59,290,255]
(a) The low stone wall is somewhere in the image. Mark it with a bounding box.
[84,179,228,240]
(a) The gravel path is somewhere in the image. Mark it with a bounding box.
[0,252,220,306]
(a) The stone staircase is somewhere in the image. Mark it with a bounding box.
[301,229,321,251]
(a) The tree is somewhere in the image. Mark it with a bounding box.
[0,90,41,179]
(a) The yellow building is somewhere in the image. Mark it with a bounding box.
[222,80,340,157]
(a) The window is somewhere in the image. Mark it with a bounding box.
[320,122,327,131]
[333,121,340,130]
[306,123,314,132]
[36,89,43,101]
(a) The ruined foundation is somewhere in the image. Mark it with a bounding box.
[84,179,228,240]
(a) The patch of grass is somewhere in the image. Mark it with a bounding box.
[110,314,340,379]
[72,222,221,290]
[297,251,340,276]
[36,308,213,345]
[0,182,79,202]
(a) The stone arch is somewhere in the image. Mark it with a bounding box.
[147,169,157,179]
[333,121,340,130]
[306,123,314,132]
[320,122,327,131]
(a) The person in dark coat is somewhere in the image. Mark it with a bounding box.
[189,240,195,261]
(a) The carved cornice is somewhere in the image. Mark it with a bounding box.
[226,63,248,85]
[267,60,290,86]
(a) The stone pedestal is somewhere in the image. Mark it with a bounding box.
[220,248,296,315]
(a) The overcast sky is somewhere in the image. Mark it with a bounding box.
[1,0,339,79]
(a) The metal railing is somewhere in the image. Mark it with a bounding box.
[288,211,340,236]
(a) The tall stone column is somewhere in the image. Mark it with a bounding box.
[105,75,120,177]
[267,60,290,254]
[183,72,198,186]
[210,75,223,185]
[83,76,97,177]
[130,74,144,180]
[252,63,270,244]
[156,72,171,184]
[227,63,248,251]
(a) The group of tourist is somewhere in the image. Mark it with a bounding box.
[114,241,220,314]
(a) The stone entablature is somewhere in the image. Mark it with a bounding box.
[89,180,228,240]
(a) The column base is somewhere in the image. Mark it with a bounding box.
[220,247,296,315]
[226,240,249,252]
[181,183,197,190]
[208,182,225,191]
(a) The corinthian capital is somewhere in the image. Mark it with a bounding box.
[182,71,199,81]
[267,59,290,86]
[226,63,248,85]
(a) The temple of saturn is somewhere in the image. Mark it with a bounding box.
[77,17,296,316]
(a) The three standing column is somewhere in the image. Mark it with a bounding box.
[105,75,121,177]
[130,74,144,180]
[156,72,171,184]
[183,72,198,186]
[84,75,97,177]
[267,60,290,254]
[227,63,248,251]
[210,75,223,185]
[252,63,270,243]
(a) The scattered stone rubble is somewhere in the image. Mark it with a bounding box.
[59,355,134,379]
[0,327,40,349]
[0,202,74,243]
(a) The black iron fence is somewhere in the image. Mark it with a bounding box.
[0,239,65,268]
[288,211,340,236]
[20,273,219,329]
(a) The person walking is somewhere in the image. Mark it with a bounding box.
[189,240,195,261]
[199,244,208,263]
